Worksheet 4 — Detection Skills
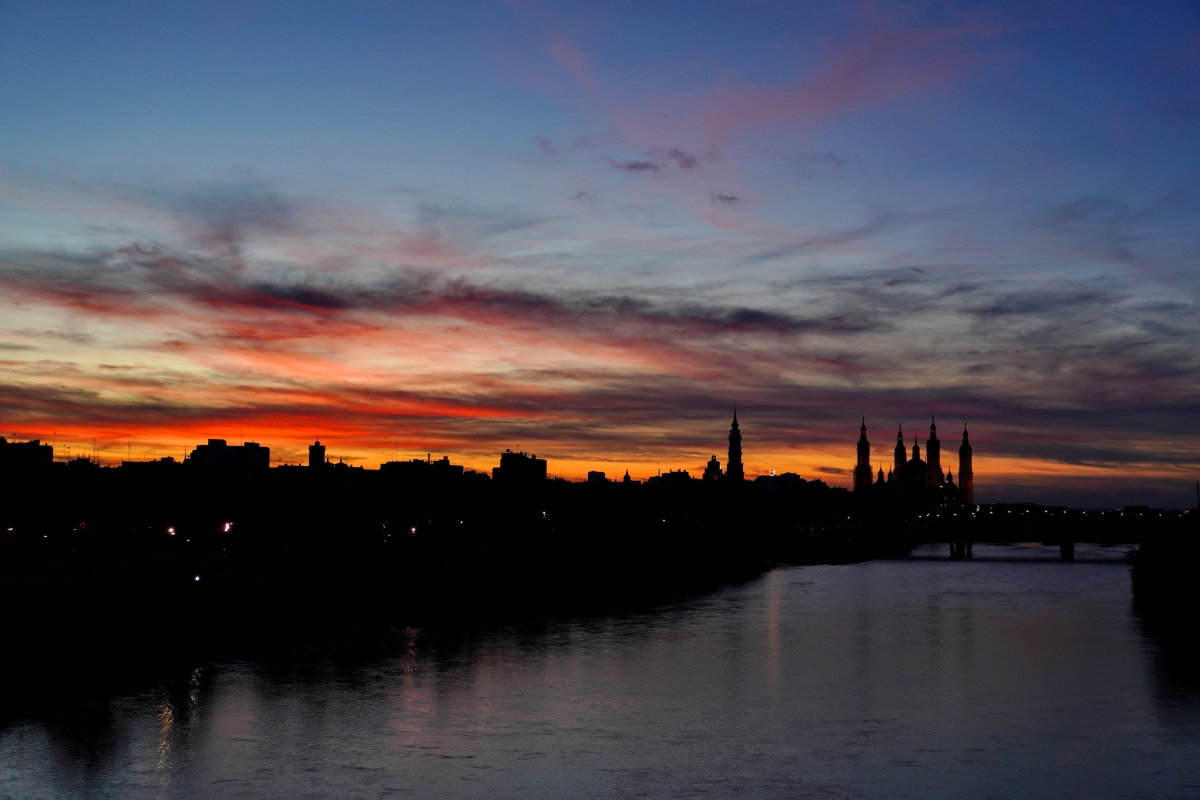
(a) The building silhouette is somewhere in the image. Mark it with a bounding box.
[703,455,723,481]
[309,440,326,468]
[857,419,973,508]
[854,418,871,493]
[0,437,53,476]
[726,412,744,481]
[187,439,270,470]
[959,425,974,505]
[120,456,180,473]
[381,454,464,481]
[493,450,547,484]
[647,468,692,486]
[925,418,943,490]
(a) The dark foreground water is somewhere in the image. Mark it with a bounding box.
[3,543,1198,799]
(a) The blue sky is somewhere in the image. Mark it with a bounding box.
[1,1,1198,505]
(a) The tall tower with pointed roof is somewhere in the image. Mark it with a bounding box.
[894,424,907,472]
[959,424,974,506]
[926,417,944,490]
[726,411,744,481]
[854,417,872,493]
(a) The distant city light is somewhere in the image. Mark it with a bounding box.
[194,576,200,581]
[223,522,232,532]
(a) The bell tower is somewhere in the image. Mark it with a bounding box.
[894,424,907,472]
[926,417,943,489]
[726,411,744,481]
[959,424,974,506]
[854,418,872,493]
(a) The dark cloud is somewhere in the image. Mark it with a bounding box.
[1031,194,1144,266]
[970,287,1114,318]
[0,242,887,343]
[771,150,853,171]
[712,193,740,204]
[605,148,710,174]
[531,136,558,155]
[413,201,554,238]
[137,182,301,266]
[608,158,660,172]
[798,151,846,167]
[751,211,895,260]
[665,148,698,169]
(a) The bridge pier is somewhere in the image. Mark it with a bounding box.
[1060,541,1074,562]
[948,541,974,559]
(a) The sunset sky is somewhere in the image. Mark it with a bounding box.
[1,1,1198,506]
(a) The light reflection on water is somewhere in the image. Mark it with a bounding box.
[2,545,1198,799]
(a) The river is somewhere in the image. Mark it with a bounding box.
[2,543,1197,798]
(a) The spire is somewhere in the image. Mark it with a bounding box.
[854,418,871,492]
[958,422,974,506]
[893,422,907,470]
[726,411,744,481]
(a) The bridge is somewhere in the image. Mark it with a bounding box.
[917,504,1195,561]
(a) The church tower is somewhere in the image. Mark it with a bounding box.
[925,417,944,489]
[726,411,744,481]
[959,424,974,506]
[854,418,872,493]
[894,424,907,472]
[308,440,326,468]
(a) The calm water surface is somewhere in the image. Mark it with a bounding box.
[3,544,1198,799]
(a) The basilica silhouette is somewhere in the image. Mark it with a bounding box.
[855,418,974,507]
